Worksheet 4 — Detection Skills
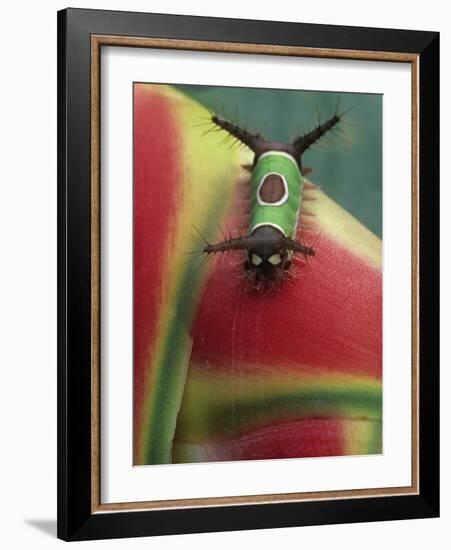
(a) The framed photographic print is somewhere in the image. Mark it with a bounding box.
[57,8,439,541]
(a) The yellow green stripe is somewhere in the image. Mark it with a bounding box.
[138,88,245,464]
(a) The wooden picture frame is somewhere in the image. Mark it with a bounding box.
[57,7,439,541]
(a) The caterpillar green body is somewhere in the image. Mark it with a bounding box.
[203,107,344,287]
[250,151,303,239]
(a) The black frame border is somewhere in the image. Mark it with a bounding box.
[57,8,439,541]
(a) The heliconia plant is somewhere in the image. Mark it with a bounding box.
[134,83,382,466]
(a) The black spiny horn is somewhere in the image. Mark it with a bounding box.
[292,113,341,158]
[211,115,265,153]
[204,234,253,255]
[282,237,316,257]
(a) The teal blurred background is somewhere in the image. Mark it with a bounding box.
[176,85,382,239]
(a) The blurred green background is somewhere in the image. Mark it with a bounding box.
[176,85,382,239]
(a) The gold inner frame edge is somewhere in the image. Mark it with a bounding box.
[90,34,420,514]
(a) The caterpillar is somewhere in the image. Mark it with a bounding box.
[203,105,346,288]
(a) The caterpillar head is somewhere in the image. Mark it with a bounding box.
[243,226,294,284]
[203,225,315,288]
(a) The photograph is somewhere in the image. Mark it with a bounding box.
[1,0,446,546]
[133,83,383,466]
[54,7,440,540]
